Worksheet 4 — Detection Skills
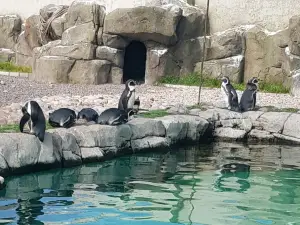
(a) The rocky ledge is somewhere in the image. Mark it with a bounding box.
[1,107,300,178]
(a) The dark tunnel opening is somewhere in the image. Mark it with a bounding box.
[122,41,147,84]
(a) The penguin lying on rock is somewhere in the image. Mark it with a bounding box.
[97,108,134,125]
[77,108,99,123]
[48,108,77,128]
[19,100,46,142]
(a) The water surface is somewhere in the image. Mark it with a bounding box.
[0,143,300,225]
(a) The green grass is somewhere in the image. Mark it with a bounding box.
[157,73,290,94]
[139,109,169,118]
[0,62,32,73]
[0,122,53,133]
[261,106,299,113]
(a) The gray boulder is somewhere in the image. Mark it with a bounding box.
[195,55,244,83]
[49,128,82,167]
[214,127,247,140]
[257,112,291,134]
[108,66,123,84]
[40,43,96,60]
[24,15,42,49]
[131,137,169,152]
[0,15,22,49]
[128,118,166,139]
[32,56,75,83]
[61,22,97,45]
[206,29,244,60]
[282,113,300,139]
[102,33,128,49]
[66,124,132,149]
[146,46,180,83]
[289,15,300,56]
[64,0,106,29]
[248,129,274,142]
[68,60,111,84]
[96,46,124,67]
[81,147,104,163]
[103,6,183,46]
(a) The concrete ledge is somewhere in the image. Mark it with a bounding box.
[1,108,300,178]
[0,71,30,78]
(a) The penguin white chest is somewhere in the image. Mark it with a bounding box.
[127,91,136,109]
[221,84,229,107]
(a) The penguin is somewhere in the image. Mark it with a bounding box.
[19,100,46,142]
[77,108,99,123]
[239,77,259,112]
[97,108,134,126]
[133,97,140,114]
[118,79,137,111]
[220,76,239,111]
[48,108,76,128]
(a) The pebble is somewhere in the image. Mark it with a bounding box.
[0,81,5,85]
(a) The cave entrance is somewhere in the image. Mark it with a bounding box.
[123,41,147,84]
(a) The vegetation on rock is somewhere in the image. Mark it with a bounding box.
[158,72,290,94]
[0,62,32,73]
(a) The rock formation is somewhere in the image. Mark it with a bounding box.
[1,0,300,95]
[1,106,300,177]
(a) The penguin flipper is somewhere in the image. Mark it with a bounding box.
[19,113,30,133]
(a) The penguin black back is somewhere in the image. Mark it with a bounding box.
[240,77,259,112]
[19,100,46,142]
[97,108,134,125]
[49,108,76,128]
[77,108,99,123]
[118,79,137,111]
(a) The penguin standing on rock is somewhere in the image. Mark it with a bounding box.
[118,79,137,111]
[19,100,46,142]
[240,77,259,112]
[220,76,239,111]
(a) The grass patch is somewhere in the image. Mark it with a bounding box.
[139,109,169,118]
[0,122,53,133]
[261,106,299,113]
[0,62,32,73]
[157,73,290,94]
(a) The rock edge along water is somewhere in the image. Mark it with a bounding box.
[1,108,300,177]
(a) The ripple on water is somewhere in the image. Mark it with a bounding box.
[0,144,300,225]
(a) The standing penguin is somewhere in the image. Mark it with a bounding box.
[19,100,46,142]
[240,77,259,112]
[118,79,137,111]
[220,76,239,111]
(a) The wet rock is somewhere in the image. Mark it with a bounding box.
[214,127,247,140]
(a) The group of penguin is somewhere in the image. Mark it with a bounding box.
[19,79,139,142]
[221,76,259,112]
[18,76,259,143]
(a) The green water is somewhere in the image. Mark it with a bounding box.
[0,143,300,225]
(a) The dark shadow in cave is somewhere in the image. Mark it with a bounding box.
[123,41,147,84]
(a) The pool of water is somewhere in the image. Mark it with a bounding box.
[0,142,300,225]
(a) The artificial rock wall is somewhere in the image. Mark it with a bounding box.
[1,0,300,95]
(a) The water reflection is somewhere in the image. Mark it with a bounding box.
[0,143,300,224]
